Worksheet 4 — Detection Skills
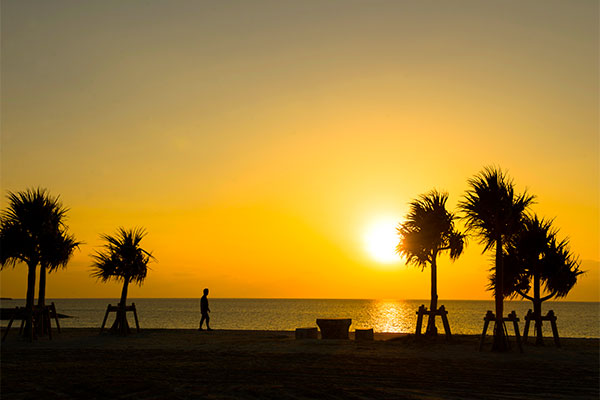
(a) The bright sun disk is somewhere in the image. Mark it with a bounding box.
[364,218,401,264]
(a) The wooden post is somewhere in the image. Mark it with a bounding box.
[100,304,111,333]
[51,302,61,333]
[415,305,426,337]
[479,311,494,351]
[2,308,18,342]
[508,311,523,353]
[523,309,532,343]
[45,307,52,340]
[439,305,452,340]
[548,310,560,347]
[132,303,140,332]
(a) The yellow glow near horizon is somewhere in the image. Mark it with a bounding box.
[364,218,402,265]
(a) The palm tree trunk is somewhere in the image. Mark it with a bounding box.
[37,263,48,335]
[111,278,130,334]
[492,237,507,351]
[533,271,543,345]
[426,256,438,336]
[24,261,37,339]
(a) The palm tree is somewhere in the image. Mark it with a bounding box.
[397,190,465,336]
[91,227,154,334]
[0,188,72,338]
[459,167,535,351]
[37,229,81,334]
[501,215,582,345]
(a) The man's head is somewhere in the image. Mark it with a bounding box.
[203,288,209,296]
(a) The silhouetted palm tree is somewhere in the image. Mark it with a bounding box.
[37,229,81,333]
[459,167,534,351]
[500,215,582,345]
[397,190,465,336]
[0,188,73,338]
[91,227,154,334]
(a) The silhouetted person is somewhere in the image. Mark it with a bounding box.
[199,288,212,331]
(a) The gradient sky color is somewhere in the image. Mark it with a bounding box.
[1,1,598,300]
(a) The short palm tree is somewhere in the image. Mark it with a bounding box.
[501,215,582,345]
[397,190,465,336]
[0,188,74,338]
[91,227,154,334]
[459,167,534,351]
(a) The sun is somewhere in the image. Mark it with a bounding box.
[364,218,402,264]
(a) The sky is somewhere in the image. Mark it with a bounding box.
[1,0,598,301]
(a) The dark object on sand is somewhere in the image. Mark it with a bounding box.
[523,309,561,347]
[100,303,140,334]
[415,305,452,340]
[2,302,65,342]
[316,318,351,339]
[479,310,523,353]
[354,328,374,341]
[295,327,318,339]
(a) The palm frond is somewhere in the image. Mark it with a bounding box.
[90,227,155,286]
[397,189,465,269]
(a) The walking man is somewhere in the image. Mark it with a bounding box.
[199,288,212,331]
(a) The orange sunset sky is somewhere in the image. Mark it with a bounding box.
[1,1,598,301]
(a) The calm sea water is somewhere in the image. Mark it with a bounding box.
[1,298,598,338]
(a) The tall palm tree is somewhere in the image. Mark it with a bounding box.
[37,229,81,334]
[397,190,465,336]
[91,227,154,334]
[459,167,535,351]
[501,215,582,345]
[0,188,72,338]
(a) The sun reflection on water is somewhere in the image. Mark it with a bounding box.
[355,299,414,333]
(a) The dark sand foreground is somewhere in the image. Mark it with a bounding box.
[2,328,598,399]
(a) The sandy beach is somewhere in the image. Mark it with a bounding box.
[1,328,598,399]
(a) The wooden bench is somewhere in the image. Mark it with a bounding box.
[316,318,352,339]
[295,327,318,339]
[354,328,374,341]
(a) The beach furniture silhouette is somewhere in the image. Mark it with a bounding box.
[316,318,352,339]
[295,327,318,339]
[354,328,374,341]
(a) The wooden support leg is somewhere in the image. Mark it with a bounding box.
[132,303,140,332]
[548,310,560,348]
[512,318,523,353]
[2,315,16,342]
[479,311,493,351]
[440,306,452,340]
[27,312,34,342]
[415,305,425,337]
[100,304,111,333]
[19,317,25,335]
[51,302,61,333]
[500,321,511,350]
[523,310,532,344]
[45,307,52,340]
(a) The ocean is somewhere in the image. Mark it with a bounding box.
[1,298,598,338]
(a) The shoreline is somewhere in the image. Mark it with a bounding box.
[2,328,598,399]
